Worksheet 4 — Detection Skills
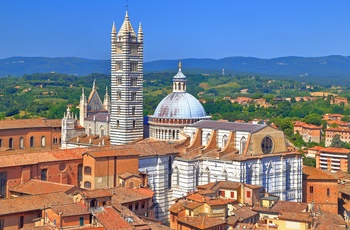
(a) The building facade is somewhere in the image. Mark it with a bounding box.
[172,120,303,203]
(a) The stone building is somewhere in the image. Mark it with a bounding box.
[148,63,211,141]
[110,11,144,145]
[172,120,303,202]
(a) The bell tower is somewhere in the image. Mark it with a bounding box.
[110,11,143,145]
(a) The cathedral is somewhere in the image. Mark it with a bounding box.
[60,10,303,221]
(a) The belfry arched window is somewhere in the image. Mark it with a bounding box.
[222,135,228,148]
[240,137,247,154]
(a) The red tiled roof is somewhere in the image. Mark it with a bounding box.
[0,192,73,215]
[0,148,86,168]
[93,206,133,230]
[232,207,258,220]
[303,166,337,180]
[269,201,308,213]
[186,193,206,203]
[10,179,77,195]
[308,146,323,151]
[319,147,350,154]
[177,215,226,229]
[0,118,60,130]
[278,211,312,222]
[50,203,90,217]
[119,172,140,180]
[326,127,350,132]
[111,187,153,204]
[80,189,112,199]
[169,200,187,214]
[86,145,139,158]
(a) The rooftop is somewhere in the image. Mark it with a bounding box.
[303,166,338,181]
[177,215,226,229]
[50,203,90,217]
[188,120,267,133]
[10,179,78,195]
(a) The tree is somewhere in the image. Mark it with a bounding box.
[330,134,346,148]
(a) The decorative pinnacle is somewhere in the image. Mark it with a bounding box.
[178,61,182,70]
[112,22,116,33]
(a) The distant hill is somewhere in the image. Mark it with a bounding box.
[2,55,350,85]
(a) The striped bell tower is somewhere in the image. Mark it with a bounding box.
[110,11,144,145]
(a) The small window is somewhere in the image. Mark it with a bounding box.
[115,61,122,71]
[117,106,121,115]
[129,204,133,210]
[219,191,225,197]
[116,77,122,85]
[132,106,136,115]
[117,90,121,100]
[133,120,136,129]
[141,202,145,209]
[41,136,46,147]
[327,188,330,196]
[135,202,139,210]
[0,139,2,147]
[131,92,136,101]
[79,217,84,226]
[84,181,91,188]
[130,61,138,72]
[19,137,24,149]
[84,167,92,175]
[9,138,13,149]
[30,136,34,148]
[247,191,251,198]
[18,216,24,229]
[41,169,48,181]
[0,219,4,230]
[310,186,314,194]
[130,77,137,86]
[230,191,235,198]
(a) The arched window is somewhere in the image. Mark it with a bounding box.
[133,120,136,129]
[223,170,228,181]
[41,136,46,147]
[19,137,24,149]
[117,120,120,128]
[206,133,211,145]
[222,135,228,148]
[9,138,13,149]
[205,168,211,183]
[84,166,92,175]
[240,137,247,154]
[100,128,105,137]
[30,136,34,148]
[78,164,83,186]
[117,90,121,100]
[261,136,274,154]
[84,181,91,189]
[88,128,92,136]
[195,168,199,186]
[174,167,180,186]
[191,132,196,143]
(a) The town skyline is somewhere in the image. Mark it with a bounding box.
[1,0,350,61]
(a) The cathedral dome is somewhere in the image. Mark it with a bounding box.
[153,92,207,119]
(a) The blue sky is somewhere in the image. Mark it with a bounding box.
[1,0,350,61]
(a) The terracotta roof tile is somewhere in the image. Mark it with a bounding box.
[93,206,133,230]
[269,201,308,213]
[50,203,90,217]
[0,148,86,168]
[177,215,226,229]
[169,200,187,214]
[80,189,112,199]
[303,166,337,180]
[119,172,140,180]
[10,179,78,195]
[319,147,350,154]
[0,118,60,130]
[0,192,73,215]
[231,207,258,220]
[278,211,312,222]
[111,187,153,204]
